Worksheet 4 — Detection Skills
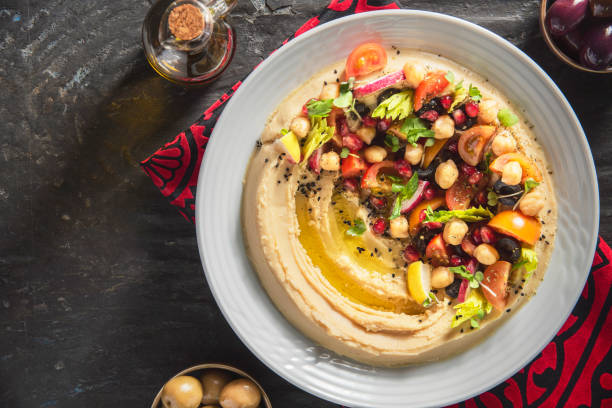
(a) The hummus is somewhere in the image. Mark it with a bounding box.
[242,49,556,366]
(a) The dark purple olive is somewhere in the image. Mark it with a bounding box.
[579,23,612,70]
[546,0,589,37]
[559,27,584,57]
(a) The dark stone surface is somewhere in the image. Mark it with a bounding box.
[0,1,609,407]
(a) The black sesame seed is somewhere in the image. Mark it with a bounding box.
[460,329,464,333]
[396,50,400,55]
[515,290,519,294]
[392,273,395,277]
[264,158,269,163]
[521,293,525,296]
[336,78,340,82]
[324,81,328,85]
[277,180,280,184]
[333,69,337,74]
[418,319,422,323]
[448,301,452,305]
[506,308,511,313]
[388,248,392,252]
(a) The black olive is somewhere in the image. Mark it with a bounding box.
[451,244,468,258]
[416,157,441,181]
[499,196,519,207]
[377,88,400,105]
[493,180,522,195]
[497,237,521,263]
[414,229,438,255]
[354,101,369,117]
[445,278,462,298]
[415,98,445,117]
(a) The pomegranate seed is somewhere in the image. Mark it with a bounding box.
[403,245,420,263]
[302,98,317,116]
[447,141,458,154]
[460,162,477,176]
[424,187,436,200]
[394,160,413,178]
[465,258,478,273]
[343,178,359,192]
[468,171,483,185]
[476,190,487,205]
[372,218,387,235]
[464,101,479,118]
[479,226,497,244]
[472,228,483,245]
[369,196,387,210]
[419,110,439,122]
[377,118,391,132]
[419,209,427,223]
[308,148,322,175]
[343,134,364,152]
[440,95,452,110]
[450,255,465,266]
[338,117,350,137]
[452,109,466,126]
[424,221,443,230]
[362,116,377,127]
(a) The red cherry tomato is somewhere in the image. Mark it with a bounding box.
[446,176,475,210]
[481,261,511,311]
[345,43,388,78]
[361,160,395,189]
[458,125,496,167]
[341,155,367,179]
[414,71,449,112]
[425,233,451,266]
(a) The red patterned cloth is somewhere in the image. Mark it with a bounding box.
[141,1,611,406]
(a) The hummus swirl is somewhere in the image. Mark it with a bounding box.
[242,50,556,366]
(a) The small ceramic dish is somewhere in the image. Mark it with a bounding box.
[151,363,272,408]
[539,0,612,74]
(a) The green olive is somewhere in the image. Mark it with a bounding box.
[161,375,203,408]
[201,369,233,404]
[219,379,261,408]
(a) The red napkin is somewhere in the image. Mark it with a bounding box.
[141,1,611,406]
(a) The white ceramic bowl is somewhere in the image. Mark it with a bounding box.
[196,10,599,408]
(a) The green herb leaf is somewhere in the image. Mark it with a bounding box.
[384,133,401,152]
[451,289,492,328]
[424,206,494,223]
[389,172,419,220]
[450,266,484,290]
[455,79,464,91]
[512,248,538,279]
[480,152,492,175]
[340,147,349,159]
[487,190,498,207]
[470,318,480,328]
[307,99,334,118]
[468,84,482,102]
[333,78,355,109]
[346,218,366,236]
[401,117,436,146]
[450,83,468,111]
[371,90,414,121]
[280,128,289,136]
[498,108,519,127]
[300,117,335,164]
[445,70,455,84]
[423,291,437,308]
[524,178,540,194]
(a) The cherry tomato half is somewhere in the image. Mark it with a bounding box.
[425,233,451,266]
[361,160,395,190]
[341,155,368,179]
[482,261,511,311]
[345,43,388,78]
[458,125,496,167]
[414,71,449,112]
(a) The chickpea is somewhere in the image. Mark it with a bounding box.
[219,379,261,408]
[443,218,469,245]
[519,188,546,216]
[404,143,424,165]
[431,115,455,140]
[435,159,459,190]
[161,376,204,408]
[320,151,340,171]
[431,267,455,289]
[319,83,340,100]
[402,62,425,89]
[389,216,409,238]
[491,131,517,156]
[201,370,233,405]
[477,99,498,124]
[501,161,522,185]
[364,145,387,163]
[289,116,311,139]
[356,126,376,144]
[474,244,500,265]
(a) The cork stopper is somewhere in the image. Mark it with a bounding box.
[168,4,205,41]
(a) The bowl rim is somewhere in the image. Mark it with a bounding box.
[539,0,612,74]
[196,9,599,407]
[151,363,273,408]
